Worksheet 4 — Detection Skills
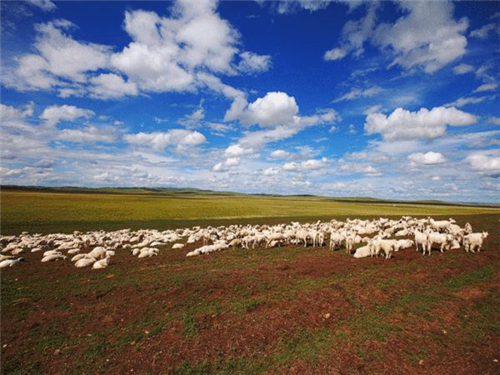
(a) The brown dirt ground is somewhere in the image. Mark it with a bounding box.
[1,214,500,375]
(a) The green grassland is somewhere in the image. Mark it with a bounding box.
[1,188,499,235]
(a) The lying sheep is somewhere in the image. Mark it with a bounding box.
[353,245,371,259]
[0,257,24,268]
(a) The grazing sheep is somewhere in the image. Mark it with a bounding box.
[426,232,453,255]
[414,230,429,254]
[370,239,396,259]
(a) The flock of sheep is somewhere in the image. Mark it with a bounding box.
[0,216,489,270]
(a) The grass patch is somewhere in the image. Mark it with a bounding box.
[446,265,495,291]
[182,312,200,338]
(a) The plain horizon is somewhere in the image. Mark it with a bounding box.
[1,0,499,202]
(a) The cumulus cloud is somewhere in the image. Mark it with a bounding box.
[5,20,111,91]
[213,157,240,172]
[408,151,447,166]
[233,92,339,149]
[4,0,270,115]
[270,149,290,159]
[40,105,94,126]
[372,1,469,73]
[124,129,206,152]
[225,144,255,156]
[364,106,478,141]
[467,153,500,172]
[240,91,299,127]
[89,73,138,99]
[326,1,468,73]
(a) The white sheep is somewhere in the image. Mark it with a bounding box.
[41,253,67,262]
[463,232,488,253]
[172,243,185,249]
[93,257,110,269]
[75,257,96,268]
[0,258,24,268]
[353,245,371,258]
[426,232,453,255]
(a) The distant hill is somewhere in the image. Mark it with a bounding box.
[1,184,499,208]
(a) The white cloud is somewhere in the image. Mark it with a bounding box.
[263,167,280,176]
[470,23,497,39]
[4,1,268,114]
[240,91,299,127]
[237,51,271,74]
[276,0,369,15]
[445,96,487,108]
[25,0,56,11]
[372,1,468,73]
[225,144,255,156]
[324,48,348,61]
[340,162,381,177]
[57,125,118,143]
[40,105,94,126]
[270,149,290,159]
[408,151,446,166]
[473,83,498,93]
[467,153,500,172]
[0,102,36,132]
[213,157,240,172]
[178,105,205,128]
[124,129,206,152]
[89,73,138,99]
[348,124,356,134]
[488,117,500,126]
[333,86,382,102]
[284,157,328,172]
[364,106,478,141]
[3,19,114,95]
[453,63,474,75]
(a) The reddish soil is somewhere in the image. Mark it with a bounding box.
[1,214,500,374]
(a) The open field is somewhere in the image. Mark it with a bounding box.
[1,189,500,374]
[1,189,499,235]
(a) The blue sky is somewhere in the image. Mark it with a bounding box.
[1,0,499,202]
